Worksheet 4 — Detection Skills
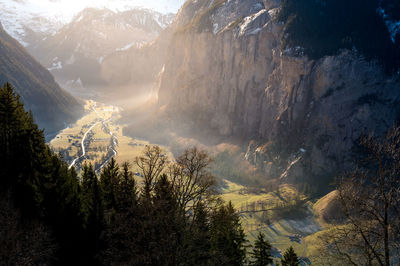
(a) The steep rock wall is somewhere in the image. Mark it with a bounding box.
[157,0,400,184]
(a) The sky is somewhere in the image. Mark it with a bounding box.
[32,0,185,14]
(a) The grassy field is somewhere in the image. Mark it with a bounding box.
[221,179,322,260]
[221,181,349,264]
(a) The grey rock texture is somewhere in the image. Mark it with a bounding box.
[157,0,400,183]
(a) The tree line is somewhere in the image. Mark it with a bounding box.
[0,82,301,265]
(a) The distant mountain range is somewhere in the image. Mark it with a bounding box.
[0,23,83,137]
[0,0,185,46]
[23,7,175,94]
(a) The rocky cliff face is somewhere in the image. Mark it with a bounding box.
[156,0,400,185]
[100,27,173,89]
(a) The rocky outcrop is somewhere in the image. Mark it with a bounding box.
[156,0,400,184]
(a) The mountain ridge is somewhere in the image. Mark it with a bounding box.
[26,7,175,93]
[0,0,185,46]
[0,24,83,137]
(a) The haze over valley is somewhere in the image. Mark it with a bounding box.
[1,0,400,265]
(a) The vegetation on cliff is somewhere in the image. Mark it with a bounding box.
[278,0,400,73]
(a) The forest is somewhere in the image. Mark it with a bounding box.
[0,82,303,265]
[2,79,400,265]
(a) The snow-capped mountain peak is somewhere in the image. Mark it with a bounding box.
[0,0,185,46]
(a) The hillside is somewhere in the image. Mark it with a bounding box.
[0,23,83,137]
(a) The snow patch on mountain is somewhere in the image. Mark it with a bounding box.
[48,60,62,71]
[116,42,140,52]
[239,9,267,36]
[377,7,400,43]
[210,0,267,35]
[98,56,104,64]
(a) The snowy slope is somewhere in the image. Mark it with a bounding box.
[26,7,175,91]
[0,0,185,46]
[0,0,64,45]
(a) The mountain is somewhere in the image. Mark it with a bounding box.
[0,23,83,137]
[0,0,185,47]
[99,25,173,92]
[0,0,66,46]
[26,7,175,93]
[124,0,400,190]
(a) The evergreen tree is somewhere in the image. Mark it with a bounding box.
[210,201,247,265]
[0,83,87,264]
[81,163,103,257]
[250,232,273,266]
[149,174,183,265]
[281,246,299,266]
[100,158,119,211]
[0,82,48,215]
[39,153,84,262]
[186,202,212,265]
[115,162,138,211]
[99,162,141,265]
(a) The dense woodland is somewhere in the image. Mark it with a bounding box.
[1,50,400,263]
[0,82,302,265]
[2,79,400,265]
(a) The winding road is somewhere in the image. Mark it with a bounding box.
[68,102,119,170]
[68,120,100,169]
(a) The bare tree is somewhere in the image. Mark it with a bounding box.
[134,146,217,216]
[315,220,382,265]
[319,126,400,265]
[134,145,168,198]
[169,147,217,215]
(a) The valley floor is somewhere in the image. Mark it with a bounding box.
[49,100,324,264]
[49,100,170,173]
